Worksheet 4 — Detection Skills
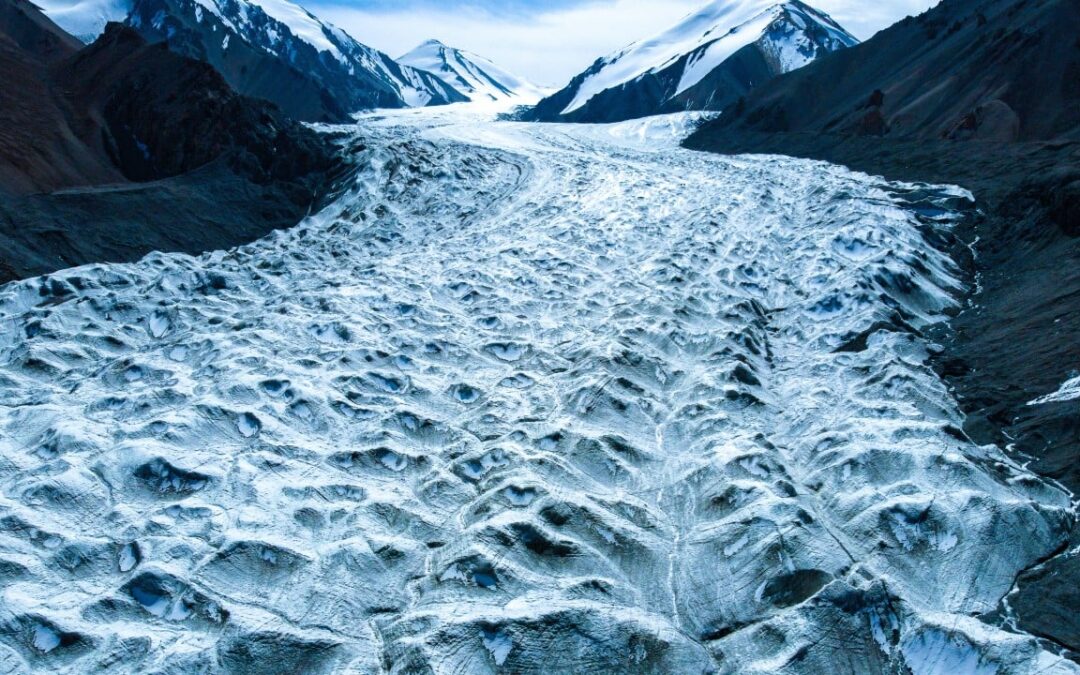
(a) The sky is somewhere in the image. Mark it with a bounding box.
[309,0,941,86]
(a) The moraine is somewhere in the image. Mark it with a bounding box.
[0,106,1075,673]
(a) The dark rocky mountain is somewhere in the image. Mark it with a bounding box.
[0,0,81,58]
[525,0,857,124]
[0,0,117,195]
[686,0,1080,660]
[123,0,466,123]
[0,0,343,282]
[692,0,1079,141]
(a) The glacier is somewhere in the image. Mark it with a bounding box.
[0,107,1075,673]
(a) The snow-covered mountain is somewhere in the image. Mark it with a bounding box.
[40,0,466,121]
[526,0,858,123]
[398,39,544,103]
[32,0,130,41]
[126,0,467,121]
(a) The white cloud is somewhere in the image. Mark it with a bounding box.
[817,0,939,41]
[312,0,940,87]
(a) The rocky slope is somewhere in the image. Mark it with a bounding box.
[0,0,342,282]
[398,39,544,103]
[0,0,118,196]
[525,0,856,123]
[685,0,1080,659]
[123,0,466,123]
[692,0,1078,141]
[29,0,130,41]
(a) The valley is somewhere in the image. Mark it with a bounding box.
[1,0,1078,670]
[0,107,1074,673]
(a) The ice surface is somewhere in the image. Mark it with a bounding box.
[31,625,60,654]
[0,108,1075,673]
[562,110,719,150]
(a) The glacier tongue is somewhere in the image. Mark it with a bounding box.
[0,108,1075,673]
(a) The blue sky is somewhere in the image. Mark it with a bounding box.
[309,0,940,86]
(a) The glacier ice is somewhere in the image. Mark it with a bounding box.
[0,108,1075,673]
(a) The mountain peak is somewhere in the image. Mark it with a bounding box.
[120,0,467,116]
[399,39,544,103]
[525,0,856,123]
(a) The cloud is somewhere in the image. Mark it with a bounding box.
[816,0,939,40]
[308,0,940,86]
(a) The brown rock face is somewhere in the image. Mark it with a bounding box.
[0,1,344,282]
[0,0,120,195]
[948,100,1020,141]
[60,23,336,188]
[856,109,889,136]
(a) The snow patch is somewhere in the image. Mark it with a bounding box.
[246,0,343,62]
[1028,374,1080,405]
[676,6,780,96]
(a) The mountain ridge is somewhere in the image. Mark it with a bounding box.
[0,0,343,281]
[398,38,544,103]
[39,0,469,121]
[525,0,857,123]
[689,0,1079,141]
[124,0,466,122]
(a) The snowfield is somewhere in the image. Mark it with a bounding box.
[0,107,1075,673]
